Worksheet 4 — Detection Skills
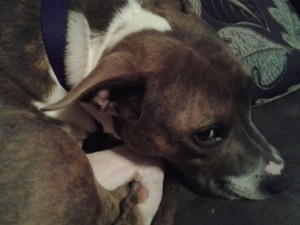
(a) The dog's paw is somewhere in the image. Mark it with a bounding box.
[113,181,147,225]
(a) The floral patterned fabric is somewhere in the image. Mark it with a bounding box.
[188,0,300,105]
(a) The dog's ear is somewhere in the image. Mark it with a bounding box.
[44,52,148,119]
[154,0,193,14]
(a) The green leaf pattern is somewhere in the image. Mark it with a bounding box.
[269,0,300,49]
[188,0,300,101]
[189,0,202,17]
[218,27,291,87]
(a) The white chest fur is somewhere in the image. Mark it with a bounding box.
[87,145,164,225]
[65,0,171,88]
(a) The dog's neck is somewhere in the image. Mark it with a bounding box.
[65,0,171,88]
[38,0,172,135]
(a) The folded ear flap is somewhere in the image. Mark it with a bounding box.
[82,72,146,120]
[154,0,193,14]
[44,52,147,119]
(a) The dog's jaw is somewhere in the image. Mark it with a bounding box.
[222,161,285,200]
[224,159,274,200]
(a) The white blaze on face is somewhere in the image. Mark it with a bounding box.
[265,161,284,176]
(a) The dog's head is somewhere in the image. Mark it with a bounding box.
[46,0,291,199]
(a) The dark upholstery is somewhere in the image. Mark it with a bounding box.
[290,0,300,13]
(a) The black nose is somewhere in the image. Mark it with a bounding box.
[262,166,293,194]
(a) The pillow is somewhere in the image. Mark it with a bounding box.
[189,0,300,105]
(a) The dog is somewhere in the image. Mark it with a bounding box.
[0,0,292,224]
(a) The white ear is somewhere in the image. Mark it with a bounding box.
[65,11,105,87]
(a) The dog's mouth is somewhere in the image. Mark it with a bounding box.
[187,176,271,200]
[183,176,245,200]
[215,183,244,200]
[207,180,249,200]
[213,183,269,200]
[218,186,270,200]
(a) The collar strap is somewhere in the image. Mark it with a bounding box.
[41,0,70,91]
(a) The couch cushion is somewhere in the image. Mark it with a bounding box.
[189,0,300,105]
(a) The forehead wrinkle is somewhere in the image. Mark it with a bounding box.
[156,90,233,138]
[148,58,235,128]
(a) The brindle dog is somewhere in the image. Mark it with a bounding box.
[0,0,291,225]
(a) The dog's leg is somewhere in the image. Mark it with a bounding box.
[95,181,146,225]
[0,111,103,225]
[112,182,147,225]
[0,111,145,225]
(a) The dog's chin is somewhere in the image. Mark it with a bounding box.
[190,178,270,200]
[211,186,270,200]
[207,180,272,200]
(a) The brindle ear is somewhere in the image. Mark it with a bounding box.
[81,72,146,119]
[43,52,147,119]
[154,0,193,14]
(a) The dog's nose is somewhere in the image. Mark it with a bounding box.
[262,166,293,194]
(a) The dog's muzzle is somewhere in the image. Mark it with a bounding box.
[215,161,293,200]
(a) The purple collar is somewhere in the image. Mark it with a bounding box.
[41,0,70,91]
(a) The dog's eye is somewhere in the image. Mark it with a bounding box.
[192,126,224,147]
